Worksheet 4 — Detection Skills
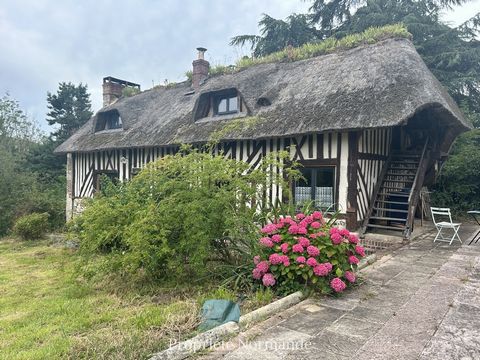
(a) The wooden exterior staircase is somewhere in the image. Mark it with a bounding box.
[362,139,430,239]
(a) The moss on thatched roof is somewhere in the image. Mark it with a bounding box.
[55,36,469,154]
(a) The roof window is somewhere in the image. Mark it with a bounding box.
[194,88,245,121]
[95,110,122,132]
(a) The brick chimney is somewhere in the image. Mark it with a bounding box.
[102,76,140,107]
[192,47,209,88]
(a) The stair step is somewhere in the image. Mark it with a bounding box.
[366,224,405,231]
[380,188,412,193]
[375,200,409,205]
[373,207,409,213]
[392,154,421,158]
[370,216,407,222]
[378,192,410,197]
[386,173,416,177]
[382,179,414,183]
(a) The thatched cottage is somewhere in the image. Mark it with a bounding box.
[55,37,471,239]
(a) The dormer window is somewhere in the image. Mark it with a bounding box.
[95,110,122,132]
[215,93,238,115]
[194,88,245,121]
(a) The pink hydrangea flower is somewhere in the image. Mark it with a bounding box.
[317,231,326,237]
[329,227,339,235]
[296,213,306,220]
[262,273,276,287]
[275,222,284,230]
[297,227,308,235]
[344,271,356,283]
[298,237,310,248]
[296,256,306,264]
[299,220,308,228]
[269,253,283,265]
[348,255,360,265]
[307,245,320,257]
[311,221,321,229]
[281,255,290,267]
[340,228,350,237]
[271,234,282,243]
[256,261,269,274]
[324,262,333,272]
[355,245,366,257]
[348,233,359,244]
[284,216,296,226]
[331,277,347,292]
[253,255,261,265]
[261,223,277,234]
[312,211,323,220]
[331,232,343,245]
[252,268,262,279]
[260,237,274,248]
[292,243,304,253]
[304,215,314,224]
[313,264,330,276]
[306,257,318,267]
[280,243,290,254]
[309,233,318,239]
[288,225,299,234]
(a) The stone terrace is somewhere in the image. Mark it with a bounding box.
[202,225,480,360]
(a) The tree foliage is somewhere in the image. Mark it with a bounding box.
[0,94,41,234]
[231,0,480,124]
[432,130,480,212]
[46,82,92,143]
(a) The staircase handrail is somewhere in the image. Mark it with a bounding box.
[360,154,392,235]
[404,138,430,239]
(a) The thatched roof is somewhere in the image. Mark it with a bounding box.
[55,38,470,154]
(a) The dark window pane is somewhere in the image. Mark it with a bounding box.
[295,168,312,205]
[314,167,335,209]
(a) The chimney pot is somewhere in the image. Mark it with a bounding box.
[196,47,207,60]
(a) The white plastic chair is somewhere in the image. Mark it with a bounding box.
[430,207,461,245]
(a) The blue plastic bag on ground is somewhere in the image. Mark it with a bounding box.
[199,299,241,331]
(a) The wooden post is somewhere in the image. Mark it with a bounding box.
[346,132,359,230]
[66,153,74,221]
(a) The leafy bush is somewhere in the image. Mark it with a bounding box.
[72,146,297,284]
[252,211,365,294]
[432,130,480,214]
[13,212,50,240]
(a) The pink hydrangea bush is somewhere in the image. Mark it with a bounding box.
[252,211,366,294]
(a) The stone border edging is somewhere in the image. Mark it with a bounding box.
[148,291,304,360]
[357,253,377,271]
[149,255,377,360]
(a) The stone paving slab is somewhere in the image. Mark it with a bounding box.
[201,225,480,360]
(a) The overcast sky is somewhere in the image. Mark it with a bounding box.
[1,0,479,132]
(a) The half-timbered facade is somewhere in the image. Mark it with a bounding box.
[56,38,471,238]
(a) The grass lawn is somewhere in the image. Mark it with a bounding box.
[0,238,272,359]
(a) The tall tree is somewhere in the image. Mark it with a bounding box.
[230,14,319,57]
[46,82,92,143]
[231,0,480,125]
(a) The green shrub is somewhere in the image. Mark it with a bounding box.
[72,146,299,284]
[432,130,480,214]
[13,212,50,240]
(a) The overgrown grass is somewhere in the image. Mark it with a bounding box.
[185,24,410,82]
[0,238,274,359]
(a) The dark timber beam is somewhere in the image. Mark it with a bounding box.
[347,131,359,230]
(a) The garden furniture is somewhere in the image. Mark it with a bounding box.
[431,207,461,245]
